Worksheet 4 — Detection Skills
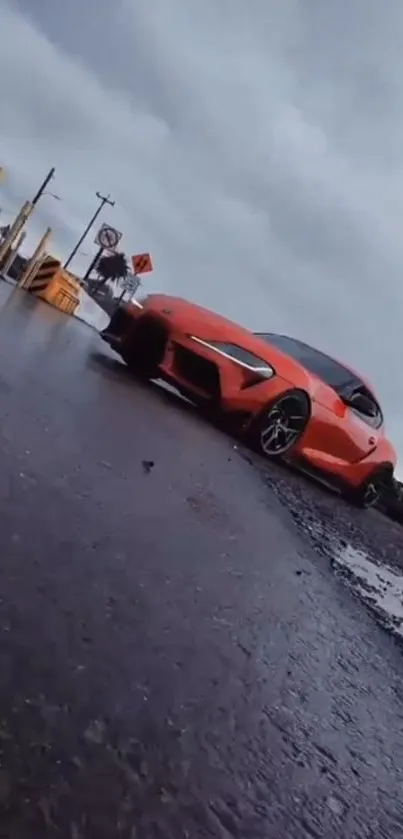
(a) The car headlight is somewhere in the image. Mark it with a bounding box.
[131,295,148,309]
[189,337,275,378]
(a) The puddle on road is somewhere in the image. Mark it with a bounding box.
[247,453,403,642]
[332,544,403,640]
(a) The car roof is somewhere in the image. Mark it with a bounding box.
[258,333,373,390]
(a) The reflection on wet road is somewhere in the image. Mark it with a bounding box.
[248,449,403,640]
[0,283,402,837]
[335,545,403,638]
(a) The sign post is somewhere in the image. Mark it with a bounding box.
[82,246,104,285]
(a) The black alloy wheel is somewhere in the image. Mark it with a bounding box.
[250,390,310,458]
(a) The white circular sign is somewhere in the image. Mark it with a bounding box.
[97,225,120,249]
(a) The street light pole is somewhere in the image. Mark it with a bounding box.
[31,167,56,207]
[64,192,115,270]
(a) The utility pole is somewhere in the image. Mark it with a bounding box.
[64,192,115,270]
[31,167,56,207]
[82,245,104,286]
[0,169,56,270]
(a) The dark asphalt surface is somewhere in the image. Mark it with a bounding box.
[0,283,402,837]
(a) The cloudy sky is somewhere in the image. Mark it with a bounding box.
[1,0,403,466]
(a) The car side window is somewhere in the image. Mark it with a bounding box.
[349,389,383,429]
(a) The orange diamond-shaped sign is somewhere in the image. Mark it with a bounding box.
[131,252,153,275]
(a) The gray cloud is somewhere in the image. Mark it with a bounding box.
[2,0,403,467]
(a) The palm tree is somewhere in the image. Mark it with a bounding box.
[96,251,129,290]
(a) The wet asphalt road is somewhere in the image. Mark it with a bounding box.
[0,283,402,837]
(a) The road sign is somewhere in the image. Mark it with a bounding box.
[131,252,153,274]
[95,223,122,250]
[122,274,140,294]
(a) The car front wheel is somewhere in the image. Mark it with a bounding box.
[248,390,311,458]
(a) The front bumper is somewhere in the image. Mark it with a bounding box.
[100,305,141,347]
[100,329,123,349]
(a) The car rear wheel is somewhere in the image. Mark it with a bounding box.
[121,317,167,380]
[249,390,311,458]
[347,464,394,509]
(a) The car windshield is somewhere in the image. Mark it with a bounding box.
[254,333,359,391]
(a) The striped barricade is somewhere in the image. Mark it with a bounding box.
[28,256,61,295]
[39,267,81,315]
[25,255,80,316]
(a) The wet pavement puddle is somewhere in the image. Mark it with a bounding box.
[332,544,403,640]
[244,449,403,644]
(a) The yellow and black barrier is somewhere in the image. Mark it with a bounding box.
[28,256,61,295]
[52,288,79,315]
[26,255,80,316]
[36,266,80,315]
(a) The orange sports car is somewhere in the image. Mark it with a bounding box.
[101,294,397,508]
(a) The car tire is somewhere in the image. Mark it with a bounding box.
[121,348,156,380]
[247,389,311,459]
[121,317,167,380]
[346,464,394,509]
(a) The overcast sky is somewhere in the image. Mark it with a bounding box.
[1,0,403,468]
